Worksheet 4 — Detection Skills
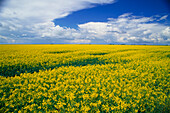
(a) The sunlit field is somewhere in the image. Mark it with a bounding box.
[0,45,169,112]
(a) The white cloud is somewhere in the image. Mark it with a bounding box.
[77,14,170,44]
[65,39,91,44]
[0,34,7,40]
[32,22,79,40]
[0,0,115,44]
[0,0,169,44]
[118,13,132,18]
[0,34,16,43]
[1,13,169,44]
[78,22,110,36]
[159,15,168,20]
[0,0,115,23]
[143,30,151,35]
[162,27,170,37]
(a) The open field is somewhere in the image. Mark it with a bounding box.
[0,45,170,112]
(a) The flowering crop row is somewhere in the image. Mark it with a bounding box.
[0,45,170,112]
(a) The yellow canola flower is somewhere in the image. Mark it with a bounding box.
[0,45,169,113]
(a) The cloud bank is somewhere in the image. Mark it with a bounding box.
[77,14,170,44]
[0,0,115,23]
[30,14,170,44]
[0,0,169,44]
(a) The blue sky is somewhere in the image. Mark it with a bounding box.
[0,0,170,44]
[54,0,170,28]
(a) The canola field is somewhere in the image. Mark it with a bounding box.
[0,45,170,113]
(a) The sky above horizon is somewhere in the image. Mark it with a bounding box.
[0,0,170,44]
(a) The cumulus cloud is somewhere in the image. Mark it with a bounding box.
[77,14,170,44]
[0,0,169,44]
[29,14,170,44]
[32,22,80,39]
[0,0,115,44]
[162,27,170,37]
[0,0,115,23]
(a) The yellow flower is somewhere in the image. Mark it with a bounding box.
[98,100,102,105]
[90,103,98,107]
[75,103,80,107]
[135,109,138,113]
